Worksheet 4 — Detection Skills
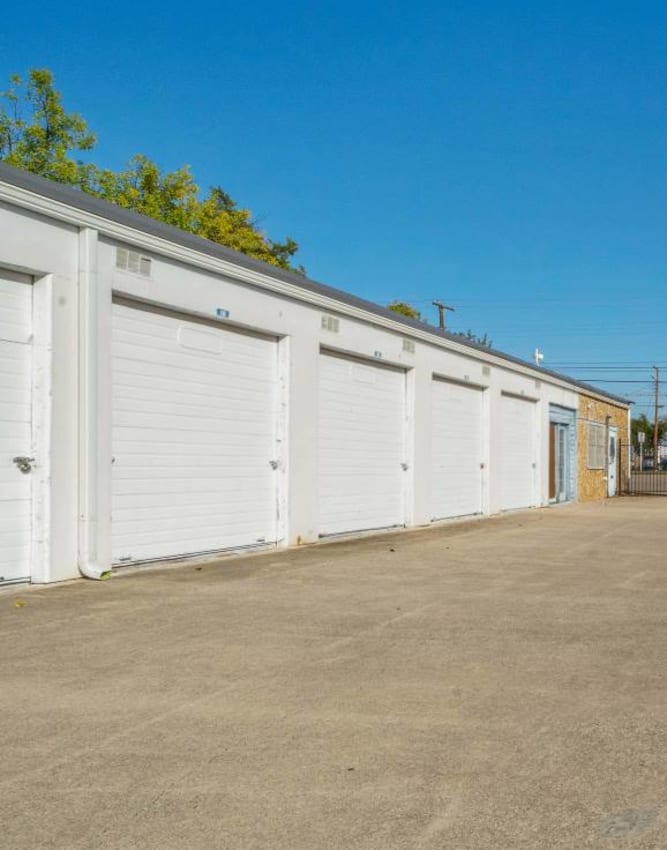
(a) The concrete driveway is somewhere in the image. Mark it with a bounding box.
[3,498,667,849]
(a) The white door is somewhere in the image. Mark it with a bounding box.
[112,301,279,563]
[318,352,406,535]
[0,272,33,584]
[608,426,618,496]
[431,379,484,519]
[499,394,537,511]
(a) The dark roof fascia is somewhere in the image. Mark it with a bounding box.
[0,162,631,408]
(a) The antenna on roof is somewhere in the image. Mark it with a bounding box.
[533,348,544,366]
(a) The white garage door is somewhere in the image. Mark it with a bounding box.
[318,352,406,536]
[431,379,484,520]
[112,301,279,563]
[499,393,537,511]
[0,272,32,584]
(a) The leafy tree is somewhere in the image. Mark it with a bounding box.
[0,69,300,270]
[387,301,422,320]
[0,69,95,183]
[631,413,667,451]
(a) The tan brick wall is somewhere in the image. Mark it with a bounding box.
[577,395,629,501]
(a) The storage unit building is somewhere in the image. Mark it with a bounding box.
[0,163,631,585]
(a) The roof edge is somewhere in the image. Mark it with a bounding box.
[0,162,631,408]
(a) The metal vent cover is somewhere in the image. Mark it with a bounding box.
[482,365,491,376]
[402,338,415,354]
[321,315,339,333]
[116,247,152,277]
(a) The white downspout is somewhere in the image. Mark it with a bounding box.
[79,561,111,580]
[78,227,112,580]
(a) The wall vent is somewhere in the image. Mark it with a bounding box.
[482,365,491,376]
[321,315,339,333]
[116,247,152,277]
[402,338,415,354]
[534,380,542,389]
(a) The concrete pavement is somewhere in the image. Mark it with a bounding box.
[2,498,667,849]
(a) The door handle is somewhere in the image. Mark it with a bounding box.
[12,456,35,474]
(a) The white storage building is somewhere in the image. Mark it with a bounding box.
[0,164,629,585]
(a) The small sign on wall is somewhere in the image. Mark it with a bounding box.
[216,308,230,319]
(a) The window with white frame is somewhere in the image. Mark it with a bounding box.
[587,422,606,469]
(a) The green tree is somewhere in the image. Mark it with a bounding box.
[387,301,422,320]
[0,69,300,270]
[631,414,667,451]
[0,69,95,183]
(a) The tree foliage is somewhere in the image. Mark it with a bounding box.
[0,69,300,270]
[631,413,667,450]
[454,329,492,348]
[387,301,422,320]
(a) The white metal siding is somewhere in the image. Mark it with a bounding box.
[499,394,537,511]
[318,352,405,535]
[112,302,279,563]
[431,379,483,520]
[0,273,32,583]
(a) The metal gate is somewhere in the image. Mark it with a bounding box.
[621,442,667,495]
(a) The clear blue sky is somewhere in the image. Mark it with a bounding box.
[2,1,666,415]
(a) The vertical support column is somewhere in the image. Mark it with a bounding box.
[402,367,416,527]
[480,386,491,516]
[30,274,53,583]
[411,364,432,526]
[275,335,290,544]
[487,386,503,514]
[78,228,113,576]
[285,335,319,544]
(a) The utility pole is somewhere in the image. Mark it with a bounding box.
[654,366,661,466]
[432,300,455,330]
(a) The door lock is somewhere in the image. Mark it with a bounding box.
[12,456,35,474]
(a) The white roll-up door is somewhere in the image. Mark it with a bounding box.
[431,379,484,520]
[499,393,537,511]
[318,352,406,536]
[0,272,33,584]
[112,301,279,564]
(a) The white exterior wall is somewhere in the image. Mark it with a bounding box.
[0,187,602,584]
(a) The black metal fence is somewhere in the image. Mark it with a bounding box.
[621,442,667,495]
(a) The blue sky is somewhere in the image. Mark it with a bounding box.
[2,1,667,415]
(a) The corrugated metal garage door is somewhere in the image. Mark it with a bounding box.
[112,300,279,563]
[318,351,406,536]
[499,393,537,511]
[0,272,32,584]
[431,378,484,520]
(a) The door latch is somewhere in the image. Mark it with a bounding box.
[12,456,35,474]
[269,459,280,470]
